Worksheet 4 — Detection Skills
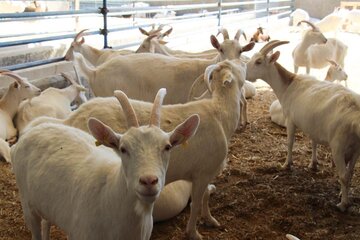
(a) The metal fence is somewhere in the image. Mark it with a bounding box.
[0,0,294,71]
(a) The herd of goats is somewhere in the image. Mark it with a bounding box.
[0,9,359,240]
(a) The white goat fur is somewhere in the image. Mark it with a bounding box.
[290,9,310,26]
[27,59,246,239]
[12,89,200,240]
[270,61,348,128]
[0,71,40,162]
[64,30,133,67]
[15,72,87,135]
[74,34,254,105]
[247,40,360,212]
[292,21,348,74]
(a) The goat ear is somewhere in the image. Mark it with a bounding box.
[222,71,233,86]
[269,51,280,63]
[169,114,200,147]
[158,40,168,45]
[79,37,85,44]
[210,35,220,50]
[88,118,120,149]
[139,27,149,36]
[241,41,255,52]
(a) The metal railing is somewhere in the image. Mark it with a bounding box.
[0,0,294,71]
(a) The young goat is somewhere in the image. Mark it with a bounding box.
[15,71,87,136]
[247,40,360,212]
[292,20,348,74]
[0,71,40,162]
[270,59,348,128]
[12,89,199,240]
[27,59,246,239]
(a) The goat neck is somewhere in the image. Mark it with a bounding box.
[0,85,25,118]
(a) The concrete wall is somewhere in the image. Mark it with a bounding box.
[294,0,360,19]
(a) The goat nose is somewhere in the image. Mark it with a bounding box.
[139,176,158,186]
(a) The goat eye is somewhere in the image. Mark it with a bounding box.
[120,147,127,154]
[255,59,262,65]
[164,144,172,151]
[24,85,30,88]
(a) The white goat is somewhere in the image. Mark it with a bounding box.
[314,12,345,34]
[27,59,246,239]
[14,71,87,136]
[247,40,360,211]
[290,9,310,27]
[74,32,254,104]
[136,28,245,59]
[342,9,360,33]
[64,29,133,67]
[292,20,348,74]
[270,59,348,128]
[0,71,40,162]
[12,88,200,240]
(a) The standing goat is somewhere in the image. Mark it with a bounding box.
[247,40,360,211]
[26,59,247,239]
[64,29,133,67]
[12,89,200,240]
[74,31,254,104]
[269,59,348,128]
[292,20,348,74]
[15,71,87,136]
[0,71,40,162]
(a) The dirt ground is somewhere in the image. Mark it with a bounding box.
[1,86,359,240]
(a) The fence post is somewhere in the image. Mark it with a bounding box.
[217,0,222,26]
[266,0,270,22]
[100,0,109,48]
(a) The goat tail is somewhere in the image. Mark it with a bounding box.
[0,138,11,163]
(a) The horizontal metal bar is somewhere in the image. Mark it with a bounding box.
[0,30,101,48]
[4,57,65,71]
[0,9,100,19]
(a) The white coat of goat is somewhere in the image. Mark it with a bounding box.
[64,29,133,66]
[14,71,87,136]
[74,31,254,104]
[270,59,348,128]
[247,40,360,212]
[292,20,348,74]
[26,59,246,240]
[290,9,310,27]
[0,71,40,162]
[12,88,200,240]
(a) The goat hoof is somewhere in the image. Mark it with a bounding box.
[308,163,317,171]
[336,202,349,212]
[7,137,17,146]
[280,163,291,170]
[203,217,220,228]
[187,230,203,240]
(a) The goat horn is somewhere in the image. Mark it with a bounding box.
[327,59,338,66]
[0,71,25,84]
[74,29,88,42]
[216,27,229,40]
[114,90,139,128]
[259,40,289,56]
[234,29,247,41]
[204,64,219,93]
[297,20,317,30]
[149,88,166,127]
